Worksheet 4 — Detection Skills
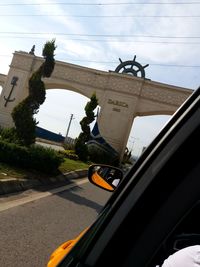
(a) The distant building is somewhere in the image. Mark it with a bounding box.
[35,126,65,143]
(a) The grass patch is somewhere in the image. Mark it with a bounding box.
[59,158,89,173]
[0,162,35,180]
[0,158,89,180]
[0,162,53,180]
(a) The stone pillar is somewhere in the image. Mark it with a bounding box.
[98,90,139,161]
[0,52,36,128]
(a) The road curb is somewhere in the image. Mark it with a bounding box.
[0,169,88,195]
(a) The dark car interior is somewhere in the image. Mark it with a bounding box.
[150,201,200,266]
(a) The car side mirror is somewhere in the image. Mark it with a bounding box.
[88,164,123,192]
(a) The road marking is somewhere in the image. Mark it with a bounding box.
[0,178,88,212]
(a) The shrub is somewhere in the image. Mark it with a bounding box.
[29,145,64,174]
[12,40,56,146]
[75,93,98,161]
[0,127,19,143]
[59,150,79,161]
[88,145,119,166]
[75,135,89,162]
[0,140,64,174]
[62,142,75,150]
[12,98,36,146]
[0,140,29,167]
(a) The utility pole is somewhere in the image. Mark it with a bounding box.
[65,114,74,144]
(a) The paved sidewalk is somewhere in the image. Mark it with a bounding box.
[0,169,88,195]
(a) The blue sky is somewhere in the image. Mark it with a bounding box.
[0,0,200,156]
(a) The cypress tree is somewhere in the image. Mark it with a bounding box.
[12,40,56,146]
[75,93,98,161]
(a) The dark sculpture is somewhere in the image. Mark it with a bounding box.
[29,45,35,55]
[115,56,149,78]
[4,76,18,107]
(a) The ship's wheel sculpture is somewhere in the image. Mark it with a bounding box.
[115,56,149,78]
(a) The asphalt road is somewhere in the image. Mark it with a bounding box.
[0,178,110,267]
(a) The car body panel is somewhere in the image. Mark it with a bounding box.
[47,228,88,267]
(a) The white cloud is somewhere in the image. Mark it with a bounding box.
[32,0,86,34]
[0,42,13,74]
[96,1,200,67]
[59,40,98,58]
[0,0,199,148]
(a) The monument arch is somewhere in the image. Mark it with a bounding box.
[0,51,193,159]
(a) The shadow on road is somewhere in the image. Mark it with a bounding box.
[0,177,107,214]
[57,186,104,213]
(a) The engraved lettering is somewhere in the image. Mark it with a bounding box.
[113,108,121,112]
[108,99,128,108]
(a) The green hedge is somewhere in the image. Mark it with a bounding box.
[0,127,19,143]
[59,150,79,161]
[88,145,119,166]
[0,140,64,174]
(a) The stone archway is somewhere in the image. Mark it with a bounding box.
[0,51,193,158]
[35,88,92,140]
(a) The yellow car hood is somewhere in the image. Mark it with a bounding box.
[47,228,88,267]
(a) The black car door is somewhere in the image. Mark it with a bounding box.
[58,88,200,267]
